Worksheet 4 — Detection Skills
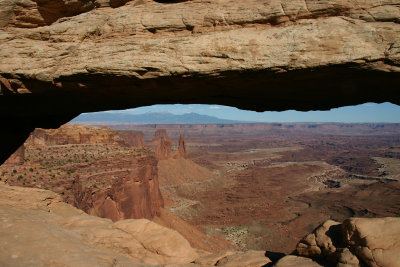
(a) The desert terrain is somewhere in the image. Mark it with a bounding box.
[1,123,400,259]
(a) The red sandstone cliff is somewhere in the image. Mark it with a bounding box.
[178,133,187,158]
[61,155,164,221]
[150,129,176,147]
[26,124,125,146]
[155,137,172,160]
[117,131,145,147]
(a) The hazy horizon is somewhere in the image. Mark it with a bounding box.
[75,102,400,123]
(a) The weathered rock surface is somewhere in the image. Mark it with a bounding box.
[274,255,323,267]
[336,248,360,267]
[295,218,400,267]
[27,123,125,146]
[297,219,342,259]
[155,136,173,160]
[178,133,188,158]
[194,250,237,266]
[151,129,176,147]
[3,145,25,165]
[0,182,198,266]
[342,217,400,267]
[118,130,145,147]
[1,0,400,163]
[215,250,271,267]
[65,155,164,221]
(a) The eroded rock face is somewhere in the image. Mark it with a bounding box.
[118,130,145,147]
[215,250,271,267]
[295,218,400,267]
[151,129,175,146]
[342,217,400,267]
[27,124,125,146]
[68,155,164,221]
[178,133,187,158]
[3,145,25,165]
[0,0,400,164]
[297,219,342,259]
[0,182,197,266]
[155,136,173,160]
[274,255,322,267]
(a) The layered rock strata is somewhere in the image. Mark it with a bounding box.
[150,129,176,147]
[118,130,145,147]
[1,0,400,163]
[27,123,125,146]
[64,155,164,221]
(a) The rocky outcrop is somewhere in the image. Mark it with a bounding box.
[0,182,198,266]
[66,155,164,221]
[27,124,125,146]
[215,250,271,267]
[118,130,145,147]
[342,217,400,267]
[274,255,322,267]
[178,133,187,158]
[155,136,173,160]
[295,218,400,267]
[150,129,175,146]
[3,145,25,165]
[297,219,343,260]
[1,0,400,164]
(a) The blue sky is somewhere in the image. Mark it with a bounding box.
[104,102,400,123]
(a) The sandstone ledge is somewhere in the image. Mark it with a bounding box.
[0,182,198,266]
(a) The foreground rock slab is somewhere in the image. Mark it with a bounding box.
[296,217,400,267]
[274,255,322,267]
[0,183,198,266]
[343,217,400,267]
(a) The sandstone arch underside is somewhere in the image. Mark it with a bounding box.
[0,0,400,163]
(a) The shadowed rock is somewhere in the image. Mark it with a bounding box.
[3,145,25,165]
[1,0,400,163]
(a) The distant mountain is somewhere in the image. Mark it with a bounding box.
[71,112,242,124]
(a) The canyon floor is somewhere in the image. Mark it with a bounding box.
[1,123,400,257]
[137,123,400,254]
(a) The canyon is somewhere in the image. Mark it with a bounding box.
[1,123,400,266]
[1,0,400,165]
[1,0,400,266]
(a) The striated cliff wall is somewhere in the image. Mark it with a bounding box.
[63,155,164,221]
[27,124,125,146]
[0,0,400,163]
[118,130,145,147]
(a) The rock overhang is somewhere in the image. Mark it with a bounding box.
[0,0,400,163]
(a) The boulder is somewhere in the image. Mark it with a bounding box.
[342,217,400,267]
[336,248,360,267]
[274,255,323,267]
[297,219,342,259]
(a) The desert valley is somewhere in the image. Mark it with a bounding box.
[1,122,400,266]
